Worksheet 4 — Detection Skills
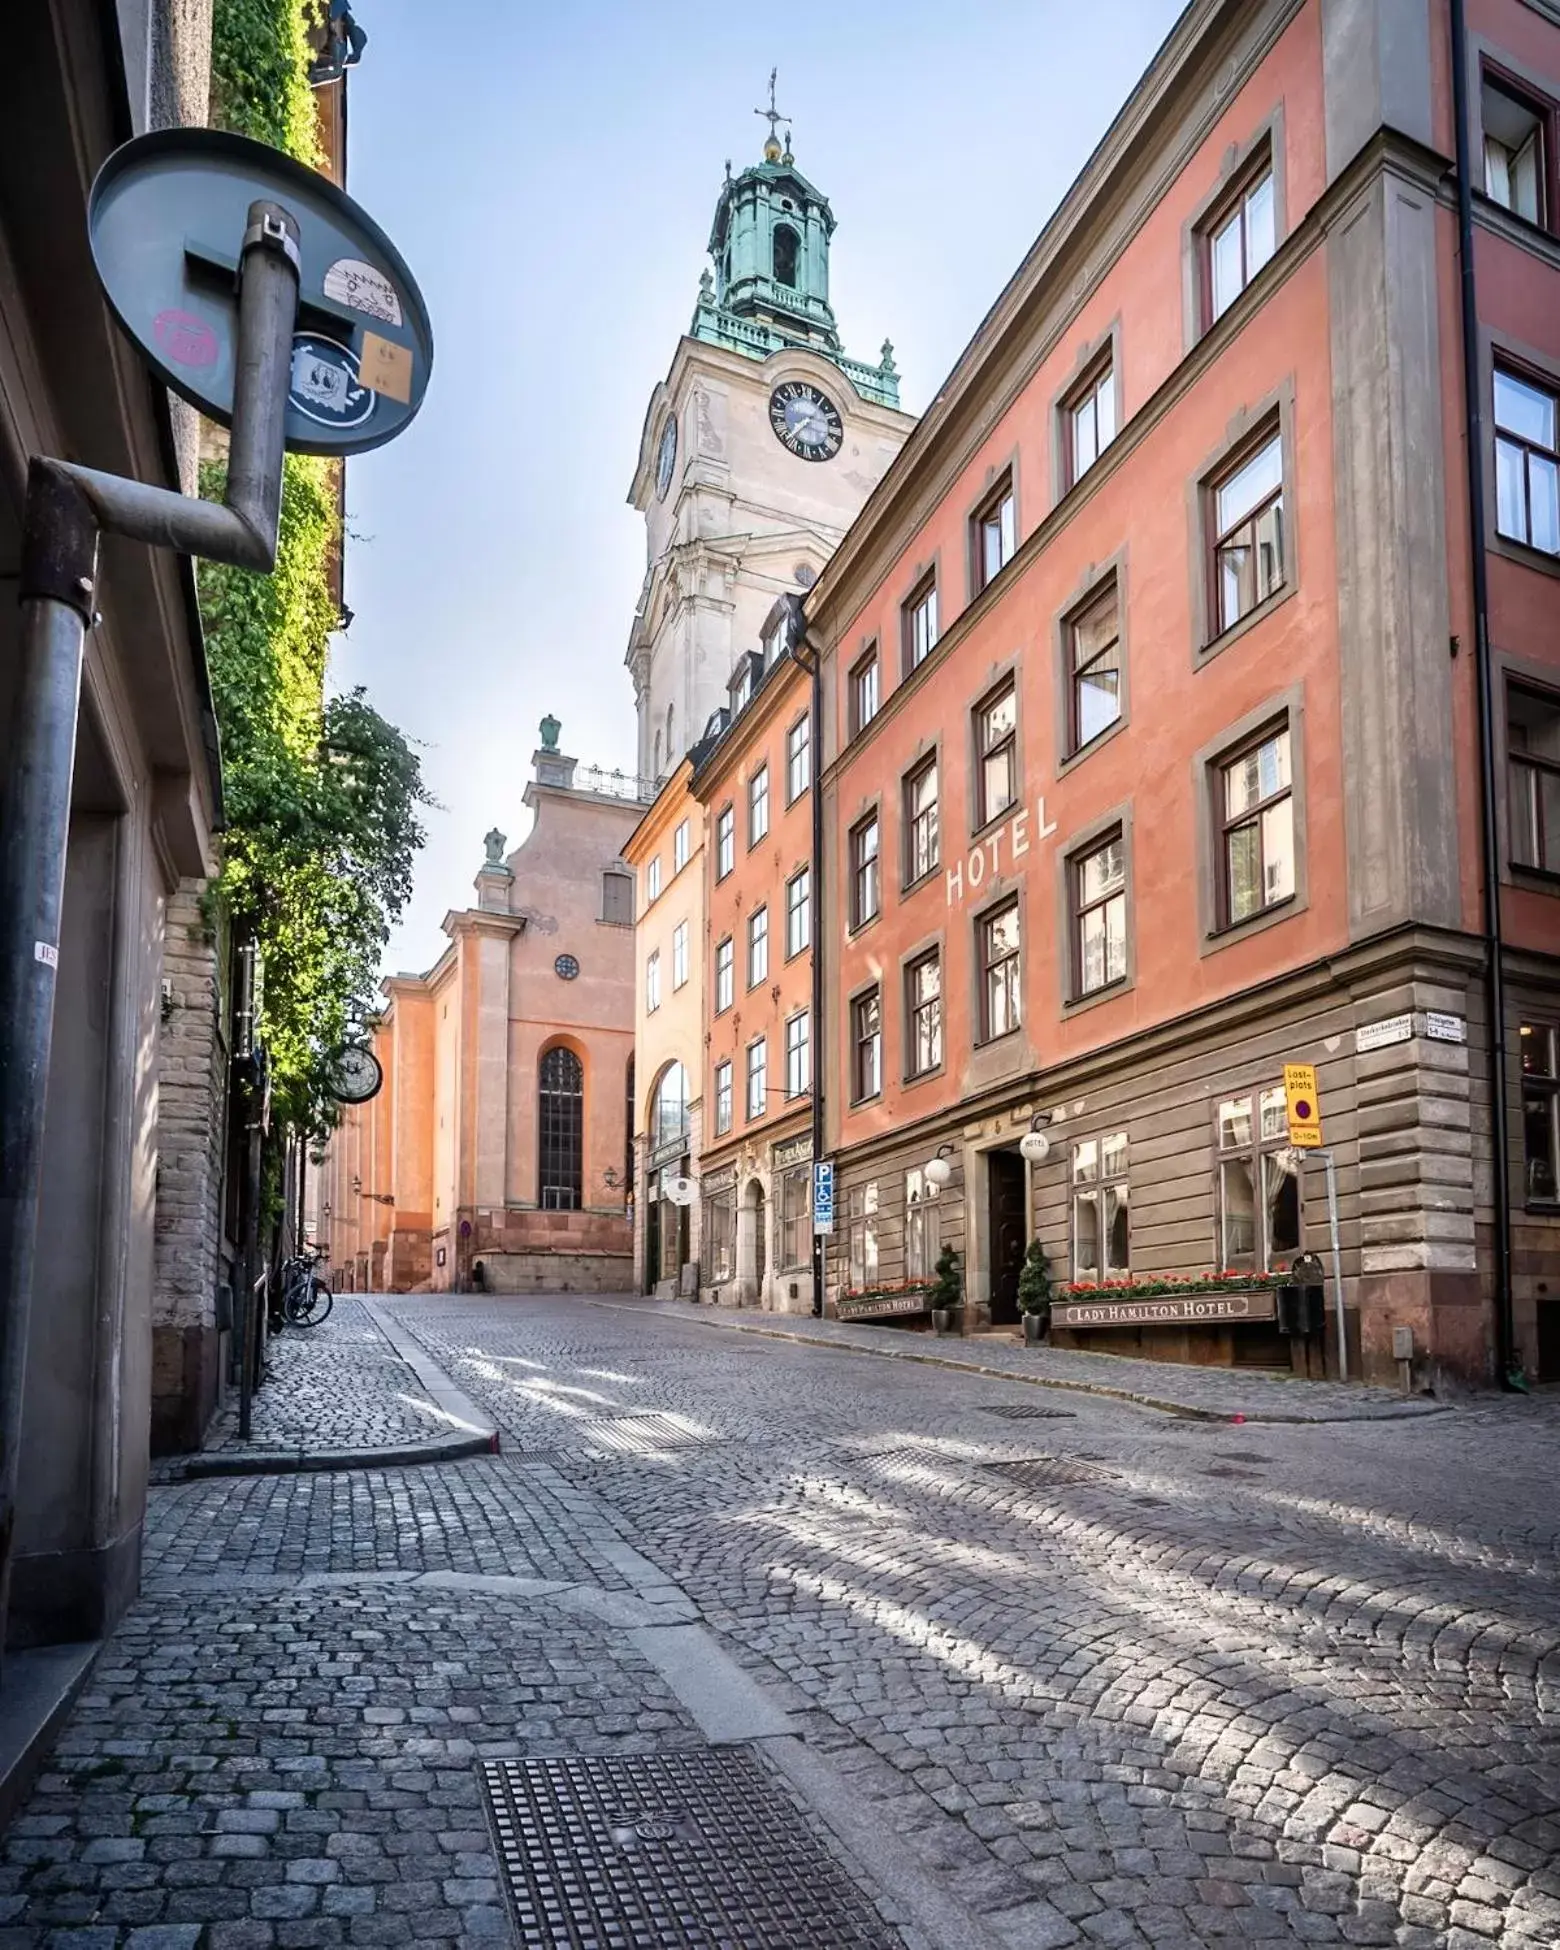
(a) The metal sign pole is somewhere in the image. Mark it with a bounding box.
[1320,1146,1347,1381]
[0,199,300,1656]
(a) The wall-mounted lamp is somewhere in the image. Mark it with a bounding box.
[924,1142,956,1191]
[602,1166,623,1190]
[1019,1110,1054,1166]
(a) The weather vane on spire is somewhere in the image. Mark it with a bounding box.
[755,67,787,156]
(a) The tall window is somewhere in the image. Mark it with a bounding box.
[650,1062,690,1151]
[715,936,734,1013]
[777,1166,810,1271]
[747,905,769,985]
[785,1011,810,1098]
[645,949,661,1013]
[905,757,939,882]
[1073,832,1127,996]
[749,764,770,846]
[980,899,1021,1040]
[1218,724,1293,926]
[904,576,939,672]
[844,1181,879,1289]
[773,222,800,287]
[673,819,690,874]
[671,921,689,989]
[713,1059,733,1137]
[1205,154,1276,322]
[645,856,661,903]
[746,1038,767,1120]
[1522,1023,1559,1205]
[852,989,882,1102]
[850,813,880,928]
[1495,368,1559,557]
[601,869,634,925]
[1483,75,1549,228]
[1068,359,1116,485]
[906,950,941,1078]
[1510,684,1560,871]
[1068,581,1121,753]
[538,1046,583,1211]
[785,866,811,957]
[976,683,1018,828]
[715,805,735,879]
[1211,429,1285,634]
[705,1184,735,1282]
[973,477,1015,591]
[1218,1088,1300,1271]
[1072,1134,1129,1282]
[786,714,811,801]
[905,1165,941,1281]
[851,648,880,735]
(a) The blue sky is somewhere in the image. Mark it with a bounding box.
[331,0,1185,974]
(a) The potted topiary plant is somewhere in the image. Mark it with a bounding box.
[929,1244,963,1336]
[1017,1240,1054,1346]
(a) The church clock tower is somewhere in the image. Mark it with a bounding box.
[627,85,915,780]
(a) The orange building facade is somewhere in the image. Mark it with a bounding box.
[809,0,1560,1385]
[692,629,819,1310]
[320,730,642,1293]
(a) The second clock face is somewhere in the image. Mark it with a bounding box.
[655,414,677,498]
[769,381,843,462]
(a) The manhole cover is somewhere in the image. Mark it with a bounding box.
[981,1404,1076,1421]
[479,1749,898,1947]
[581,1413,722,1456]
[978,1456,1120,1489]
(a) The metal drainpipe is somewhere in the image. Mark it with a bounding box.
[1449,0,1517,1385]
[790,622,827,1316]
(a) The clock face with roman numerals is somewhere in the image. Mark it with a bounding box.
[769,381,843,462]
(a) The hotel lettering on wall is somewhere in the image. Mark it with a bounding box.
[945,796,1059,906]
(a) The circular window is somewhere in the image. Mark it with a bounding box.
[554,954,580,981]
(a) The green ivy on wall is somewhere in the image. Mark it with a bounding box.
[200,0,430,1133]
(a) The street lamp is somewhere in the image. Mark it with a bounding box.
[924,1143,956,1191]
[1019,1110,1054,1166]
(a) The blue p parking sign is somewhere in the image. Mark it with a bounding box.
[813,1160,834,1235]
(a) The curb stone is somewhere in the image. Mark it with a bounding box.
[159,1426,500,1481]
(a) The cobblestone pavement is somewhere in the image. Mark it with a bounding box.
[3,1293,1557,1949]
[166,1301,459,1472]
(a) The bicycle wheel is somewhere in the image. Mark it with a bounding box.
[292,1277,333,1327]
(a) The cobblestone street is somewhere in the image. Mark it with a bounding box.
[3,1294,1558,1949]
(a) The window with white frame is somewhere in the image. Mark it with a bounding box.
[851,988,882,1102]
[749,764,770,846]
[705,1183,735,1282]
[980,899,1021,1040]
[851,648,880,735]
[1482,74,1549,229]
[1217,723,1294,927]
[715,936,734,1013]
[1072,830,1127,997]
[1072,1133,1129,1282]
[777,1165,810,1270]
[645,949,660,1013]
[845,1181,879,1289]
[673,819,690,874]
[1205,152,1276,322]
[748,904,769,986]
[671,920,688,989]
[850,812,880,928]
[786,714,811,802]
[1217,1087,1301,1271]
[973,477,1016,591]
[716,805,735,879]
[904,575,939,671]
[1210,428,1285,634]
[785,866,810,957]
[906,950,941,1078]
[976,683,1018,827]
[1068,358,1116,486]
[1495,367,1559,557]
[785,1011,810,1098]
[1068,580,1122,754]
[645,856,661,903]
[746,1038,767,1120]
[1509,683,1560,872]
[905,756,939,883]
[904,1165,941,1281]
[713,1059,733,1137]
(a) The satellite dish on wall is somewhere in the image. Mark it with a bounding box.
[665,1175,698,1207]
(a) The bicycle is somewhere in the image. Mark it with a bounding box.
[279,1249,333,1328]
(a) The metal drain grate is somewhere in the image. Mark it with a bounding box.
[981,1404,1076,1421]
[580,1413,721,1456]
[1202,1461,1267,1480]
[978,1455,1120,1489]
[479,1749,898,1947]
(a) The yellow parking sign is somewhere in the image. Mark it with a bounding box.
[1284,1063,1322,1147]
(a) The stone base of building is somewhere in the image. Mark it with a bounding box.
[1356,1268,1490,1392]
[470,1251,633,1293]
[700,1274,815,1313]
[4,1525,142,1654]
[149,1322,222,1455]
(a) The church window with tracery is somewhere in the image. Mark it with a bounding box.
[538,1046,584,1211]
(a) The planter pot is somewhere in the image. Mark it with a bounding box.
[1023,1311,1047,1346]
[932,1308,959,1337]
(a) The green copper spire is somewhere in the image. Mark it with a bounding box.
[690,75,900,410]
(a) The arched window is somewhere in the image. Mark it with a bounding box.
[773,224,799,289]
[653,728,663,777]
[650,1061,690,1153]
[666,701,675,758]
[538,1046,583,1210]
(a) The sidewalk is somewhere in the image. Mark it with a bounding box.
[153,1297,497,1482]
[584,1293,1449,1422]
